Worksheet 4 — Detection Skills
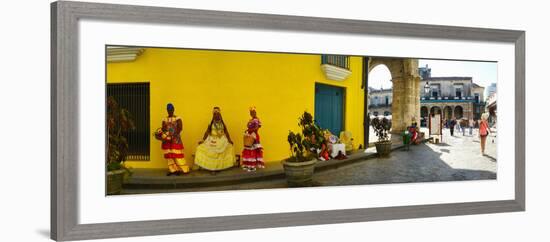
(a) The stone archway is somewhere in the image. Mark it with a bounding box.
[443,106,453,120]
[420,106,429,118]
[454,105,464,119]
[430,106,442,115]
[420,106,428,127]
[369,58,420,133]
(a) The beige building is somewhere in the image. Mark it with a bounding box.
[368,87,393,117]
[419,73,486,125]
[368,65,486,129]
[486,91,497,125]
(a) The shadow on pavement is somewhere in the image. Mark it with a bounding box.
[313,142,497,187]
[484,154,497,162]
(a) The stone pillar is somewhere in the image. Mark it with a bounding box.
[391,76,418,133]
[464,103,473,120]
[371,58,421,135]
[413,76,421,125]
[391,77,406,133]
[392,59,420,134]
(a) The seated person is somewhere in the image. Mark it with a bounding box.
[194,107,235,172]
[409,122,424,145]
[414,125,425,144]
[408,122,419,144]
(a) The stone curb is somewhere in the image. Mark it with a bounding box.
[123,139,429,190]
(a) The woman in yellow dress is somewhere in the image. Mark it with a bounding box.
[194,107,235,172]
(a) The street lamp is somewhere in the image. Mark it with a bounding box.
[424,81,430,97]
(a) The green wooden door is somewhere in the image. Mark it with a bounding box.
[315,83,344,136]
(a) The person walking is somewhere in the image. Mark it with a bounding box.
[456,118,462,135]
[461,119,466,136]
[479,113,491,155]
[449,118,456,136]
[469,118,474,136]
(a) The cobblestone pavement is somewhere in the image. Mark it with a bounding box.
[125,128,496,194]
[314,128,497,186]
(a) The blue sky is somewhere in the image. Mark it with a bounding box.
[368,59,498,90]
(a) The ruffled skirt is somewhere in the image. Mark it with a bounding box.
[195,135,235,171]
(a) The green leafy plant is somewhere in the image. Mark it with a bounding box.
[286,111,326,162]
[107,96,135,172]
[371,117,392,142]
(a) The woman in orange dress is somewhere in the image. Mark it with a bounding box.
[479,113,492,155]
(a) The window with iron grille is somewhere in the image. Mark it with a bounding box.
[454,84,464,98]
[321,54,350,70]
[107,83,150,161]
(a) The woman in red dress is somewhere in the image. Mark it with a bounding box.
[160,103,190,176]
[241,107,264,172]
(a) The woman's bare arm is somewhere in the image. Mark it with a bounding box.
[224,125,233,144]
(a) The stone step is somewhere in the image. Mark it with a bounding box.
[122,141,417,191]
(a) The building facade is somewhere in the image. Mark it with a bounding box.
[107,47,369,169]
[486,83,497,100]
[486,91,497,125]
[107,47,426,169]
[368,87,393,117]
[419,66,486,124]
[368,65,486,127]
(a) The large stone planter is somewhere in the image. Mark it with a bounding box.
[375,141,392,158]
[107,169,125,195]
[282,159,317,187]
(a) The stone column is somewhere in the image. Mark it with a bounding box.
[464,103,473,119]
[391,77,406,133]
[413,76,421,124]
[390,59,421,134]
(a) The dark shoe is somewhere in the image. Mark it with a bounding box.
[166,172,176,176]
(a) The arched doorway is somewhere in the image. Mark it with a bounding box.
[368,64,393,89]
[420,106,428,127]
[443,106,453,120]
[368,58,421,134]
[454,106,464,119]
[368,64,393,143]
[430,106,441,115]
[368,64,393,116]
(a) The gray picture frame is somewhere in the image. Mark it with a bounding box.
[51,1,525,241]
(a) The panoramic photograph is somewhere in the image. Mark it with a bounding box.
[105,46,497,195]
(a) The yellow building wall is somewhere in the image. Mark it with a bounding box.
[107,48,365,169]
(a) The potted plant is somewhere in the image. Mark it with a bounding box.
[371,116,392,157]
[106,96,134,195]
[283,112,325,187]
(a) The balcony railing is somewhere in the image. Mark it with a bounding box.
[321,55,350,70]
[369,103,392,108]
[420,96,482,103]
